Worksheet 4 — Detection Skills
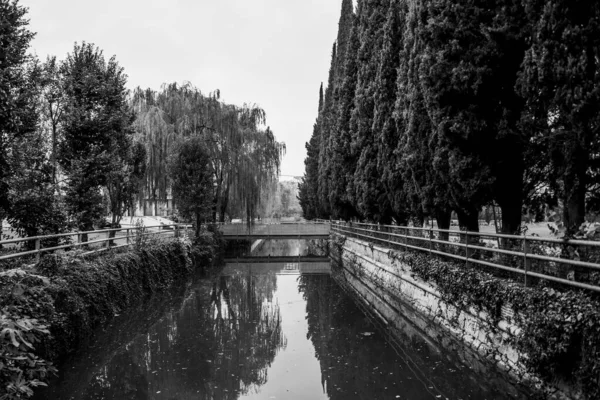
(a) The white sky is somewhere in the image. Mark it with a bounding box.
[22,0,345,177]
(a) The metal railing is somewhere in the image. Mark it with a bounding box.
[328,220,600,293]
[218,221,330,238]
[0,224,191,264]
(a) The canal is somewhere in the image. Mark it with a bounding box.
[35,239,529,399]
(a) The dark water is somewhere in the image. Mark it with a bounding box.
[36,240,527,400]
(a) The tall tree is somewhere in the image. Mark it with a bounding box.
[316,43,337,219]
[329,4,360,221]
[350,0,389,222]
[373,0,409,224]
[396,0,453,232]
[519,0,600,232]
[59,42,134,239]
[0,0,37,216]
[170,137,213,237]
[133,83,284,223]
[418,0,528,232]
[40,56,64,186]
[298,85,323,220]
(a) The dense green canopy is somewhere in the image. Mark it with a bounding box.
[132,83,285,223]
[299,0,600,235]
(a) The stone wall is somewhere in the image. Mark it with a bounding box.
[332,234,574,400]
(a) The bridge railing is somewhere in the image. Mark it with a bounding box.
[218,222,329,237]
[0,224,192,264]
[329,220,600,293]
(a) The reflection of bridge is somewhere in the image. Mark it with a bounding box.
[219,223,330,239]
[221,262,331,276]
[224,256,330,263]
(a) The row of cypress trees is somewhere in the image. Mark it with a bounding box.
[298,0,600,234]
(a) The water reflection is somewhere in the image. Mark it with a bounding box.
[298,273,529,400]
[37,239,529,400]
[37,272,285,400]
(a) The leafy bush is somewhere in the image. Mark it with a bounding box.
[0,311,57,400]
[0,234,218,398]
[391,249,600,399]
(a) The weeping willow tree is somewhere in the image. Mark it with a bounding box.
[131,82,285,223]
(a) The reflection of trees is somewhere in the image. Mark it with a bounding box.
[298,275,524,400]
[50,272,285,400]
[210,273,286,394]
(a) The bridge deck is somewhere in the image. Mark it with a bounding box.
[219,223,330,239]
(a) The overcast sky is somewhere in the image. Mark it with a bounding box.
[22,0,345,178]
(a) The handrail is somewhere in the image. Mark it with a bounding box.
[328,220,600,247]
[329,220,600,246]
[328,221,600,293]
[0,224,175,245]
[0,224,192,263]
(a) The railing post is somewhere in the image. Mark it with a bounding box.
[523,235,530,287]
[465,231,469,268]
[126,229,130,245]
[35,239,41,263]
[429,228,433,255]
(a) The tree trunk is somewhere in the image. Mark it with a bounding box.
[457,209,479,232]
[563,144,587,233]
[195,207,201,238]
[435,209,452,242]
[219,184,230,223]
[153,191,158,217]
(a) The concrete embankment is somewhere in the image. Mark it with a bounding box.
[331,234,580,400]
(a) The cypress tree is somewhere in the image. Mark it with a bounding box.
[396,0,453,232]
[373,0,409,224]
[329,3,360,220]
[418,0,528,232]
[519,0,600,232]
[316,44,337,218]
[350,0,389,223]
[299,85,323,220]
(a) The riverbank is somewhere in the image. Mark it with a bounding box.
[332,234,600,400]
[0,231,220,399]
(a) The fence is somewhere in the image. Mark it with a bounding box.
[0,224,191,264]
[328,221,600,293]
[218,221,330,237]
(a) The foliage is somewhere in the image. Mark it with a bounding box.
[0,233,219,398]
[0,0,37,216]
[169,137,213,236]
[59,42,134,233]
[519,0,600,232]
[389,248,600,399]
[0,310,56,400]
[299,0,600,237]
[132,83,284,223]
[5,114,71,247]
[105,140,147,228]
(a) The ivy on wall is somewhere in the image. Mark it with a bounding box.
[333,234,600,400]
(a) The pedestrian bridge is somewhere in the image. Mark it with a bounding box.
[219,223,330,239]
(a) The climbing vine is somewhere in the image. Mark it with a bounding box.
[385,248,600,399]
